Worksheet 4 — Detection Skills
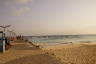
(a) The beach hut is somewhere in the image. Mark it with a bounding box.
[0,31,5,53]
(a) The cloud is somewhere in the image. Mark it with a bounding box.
[12,7,30,16]
[9,0,32,4]
[6,0,32,16]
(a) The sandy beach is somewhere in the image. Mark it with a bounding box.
[0,40,96,64]
[50,44,96,64]
[1,0,96,64]
[0,40,62,64]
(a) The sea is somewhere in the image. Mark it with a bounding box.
[24,35,96,47]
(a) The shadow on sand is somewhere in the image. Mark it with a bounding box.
[11,43,40,50]
[5,53,63,64]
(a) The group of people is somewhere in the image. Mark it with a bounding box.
[16,35,24,40]
[5,35,24,50]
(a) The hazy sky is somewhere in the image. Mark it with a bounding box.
[0,0,96,36]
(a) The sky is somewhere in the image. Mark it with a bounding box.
[0,0,96,36]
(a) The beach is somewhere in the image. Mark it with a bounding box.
[0,40,96,64]
[47,44,96,64]
[0,40,62,64]
[1,0,96,64]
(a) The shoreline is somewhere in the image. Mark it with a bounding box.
[29,41,96,50]
[42,43,83,50]
[26,39,96,50]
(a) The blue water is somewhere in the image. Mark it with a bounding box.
[25,35,96,46]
